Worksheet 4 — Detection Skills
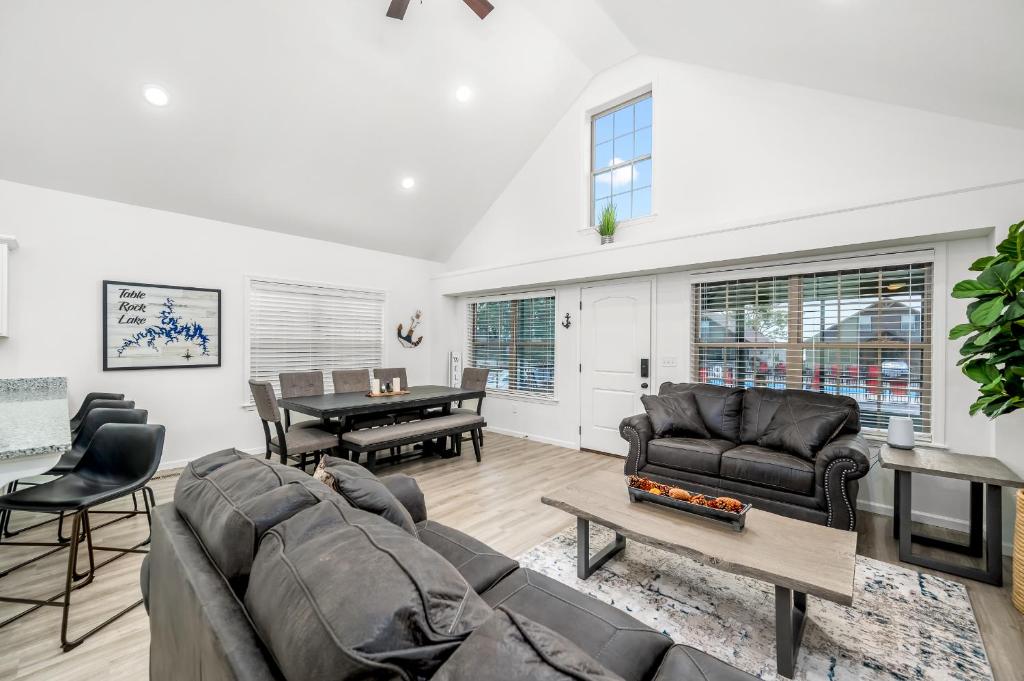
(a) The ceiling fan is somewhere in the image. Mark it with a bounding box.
[386,0,494,21]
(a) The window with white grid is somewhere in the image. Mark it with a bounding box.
[246,277,384,400]
[591,92,652,225]
[692,262,933,437]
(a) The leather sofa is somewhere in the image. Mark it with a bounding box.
[143,449,755,681]
[620,383,871,530]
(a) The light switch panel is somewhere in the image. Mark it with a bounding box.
[661,356,678,367]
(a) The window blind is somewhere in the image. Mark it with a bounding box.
[465,293,556,399]
[247,278,385,399]
[692,262,933,437]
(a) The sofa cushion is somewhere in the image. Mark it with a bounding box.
[417,520,519,594]
[646,438,734,476]
[434,608,625,681]
[720,445,816,495]
[482,569,672,681]
[651,645,757,681]
[756,394,850,460]
[641,392,709,438]
[173,449,335,585]
[740,387,860,444]
[314,456,417,535]
[659,383,744,442]
[246,498,492,681]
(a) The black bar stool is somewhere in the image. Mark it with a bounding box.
[0,423,165,651]
[2,407,150,542]
[68,392,125,434]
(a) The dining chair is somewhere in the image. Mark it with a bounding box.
[1,407,151,542]
[278,371,325,431]
[373,367,408,390]
[69,392,125,434]
[332,369,370,393]
[0,423,165,651]
[440,368,489,451]
[249,380,339,470]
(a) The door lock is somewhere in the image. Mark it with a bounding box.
[640,382,649,389]
[640,358,649,378]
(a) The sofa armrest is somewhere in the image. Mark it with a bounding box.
[815,433,871,531]
[380,474,427,524]
[620,414,654,476]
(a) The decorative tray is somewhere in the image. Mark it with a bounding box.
[627,476,751,532]
[366,390,411,397]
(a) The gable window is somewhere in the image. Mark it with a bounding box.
[246,277,385,399]
[465,293,556,399]
[591,92,652,226]
[691,262,933,438]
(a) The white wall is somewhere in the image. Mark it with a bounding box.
[434,55,1024,550]
[0,180,440,469]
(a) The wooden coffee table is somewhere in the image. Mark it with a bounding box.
[541,470,857,679]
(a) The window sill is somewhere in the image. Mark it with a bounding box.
[862,431,945,450]
[578,213,658,235]
[487,392,559,406]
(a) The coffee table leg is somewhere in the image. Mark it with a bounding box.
[576,518,625,580]
[774,586,807,679]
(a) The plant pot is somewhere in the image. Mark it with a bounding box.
[600,234,614,245]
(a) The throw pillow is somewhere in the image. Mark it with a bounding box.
[246,499,492,680]
[314,456,418,535]
[756,395,850,460]
[641,392,710,438]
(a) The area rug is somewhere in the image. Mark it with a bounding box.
[517,525,992,681]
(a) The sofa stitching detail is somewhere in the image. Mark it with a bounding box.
[418,526,508,559]
[623,425,642,475]
[677,647,712,681]
[521,572,655,634]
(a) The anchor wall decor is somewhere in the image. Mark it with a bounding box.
[397,309,424,348]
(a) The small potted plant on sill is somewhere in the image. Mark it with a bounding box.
[598,202,617,245]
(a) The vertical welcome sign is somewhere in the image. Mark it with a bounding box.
[103,281,221,370]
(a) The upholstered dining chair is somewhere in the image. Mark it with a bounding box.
[332,369,396,463]
[0,423,165,651]
[445,368,489,449]
[249,380,339,469]
[373,367,408,390]
[278,371,325,431]
[331,369,370,393]
[69,392,125,434]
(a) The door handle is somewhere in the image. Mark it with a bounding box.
[641,382,649,389]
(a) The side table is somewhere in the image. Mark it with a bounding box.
[880,444,1024,586]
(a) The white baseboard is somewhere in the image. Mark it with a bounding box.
[483,426,578,451]
[859,499,1013,556]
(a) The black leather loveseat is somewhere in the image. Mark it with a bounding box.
[620,383,871,530]
[143,449,754,681]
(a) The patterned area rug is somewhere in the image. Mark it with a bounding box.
[517,525,992,681]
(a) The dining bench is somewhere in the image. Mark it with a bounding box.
[340,413,485,471]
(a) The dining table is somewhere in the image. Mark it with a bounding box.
[278,384,485,432]
[0,377,72,490]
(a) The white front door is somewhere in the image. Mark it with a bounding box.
[580,280,652,456]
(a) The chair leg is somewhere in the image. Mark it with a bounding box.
[454,434,462,457]
[367,451,377,473]
[470,429,482,462]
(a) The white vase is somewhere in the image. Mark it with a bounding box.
[887,416,915,449]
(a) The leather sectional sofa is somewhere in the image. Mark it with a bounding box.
[143,449,755,681]
[620,383,871,530]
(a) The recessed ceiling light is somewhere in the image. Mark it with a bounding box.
[401,177,416,190]
[455,86,473,103]
[143,85,169,107]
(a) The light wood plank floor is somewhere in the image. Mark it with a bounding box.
[0,433,1020,680]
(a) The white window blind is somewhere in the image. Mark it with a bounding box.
[465,293,556,399]
[692,262,933,437]
[247,278,385,399]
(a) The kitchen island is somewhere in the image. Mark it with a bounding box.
[0,377,70,489]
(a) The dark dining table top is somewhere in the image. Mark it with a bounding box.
[278,384,485,419]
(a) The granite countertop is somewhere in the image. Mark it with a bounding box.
[0,377,72,461]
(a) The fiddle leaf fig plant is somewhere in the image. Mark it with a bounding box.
[950,218,1024,417]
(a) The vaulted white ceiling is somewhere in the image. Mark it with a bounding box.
[0,1,1020,261]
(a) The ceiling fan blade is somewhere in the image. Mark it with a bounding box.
[386,0,411,20]
[463,0,494,20]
